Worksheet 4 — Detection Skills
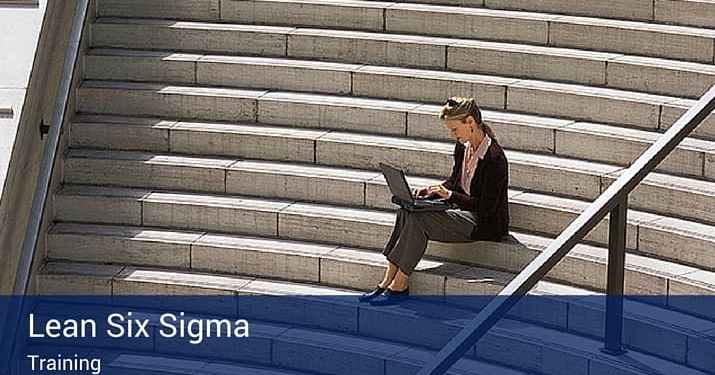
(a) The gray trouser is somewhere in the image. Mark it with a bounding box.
[383,208,477,275]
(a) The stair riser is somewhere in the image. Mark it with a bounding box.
[199,62,353,95]
[508,84,662,131]
[603,174,715,227]
[85,54,198,85]
[78,86,260,123]
[93,21,288,57]
[170,129,319,163]
[221,0,386,31]
[315,139,452,178]
[485,0,715,31]
[227,169,371,207]
[639,225,715,273]
[98,0,221,21]
[55,194,143,226]
[555,129,705,178]
[85,54,355,95]
[387,7,550,46]
[485,0,653,22]
[656,0,715,29]
[607,60,715,99]
[550,19,714,62]
[662,103,715,142]
[447,46,608,87]
[70,121,172,151]
[47,233,192,268]
[64,157,229,193]
[352,71,509,110]
[259,100,410,136]
[97,0,715,30]
[193,245,324,283]
[144,200,281,238]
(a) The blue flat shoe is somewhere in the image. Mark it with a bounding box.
[359,285,386,302]
[369,287,410,306]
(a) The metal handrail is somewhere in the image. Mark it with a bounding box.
[418,84,715,375]
[14,0,89,294]
[1,1,90,373]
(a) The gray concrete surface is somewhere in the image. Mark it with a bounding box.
[0,1,46,202]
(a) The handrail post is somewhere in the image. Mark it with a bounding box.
[602,197,628,355]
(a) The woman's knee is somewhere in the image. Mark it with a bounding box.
[403,209,441,224]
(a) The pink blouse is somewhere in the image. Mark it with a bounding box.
[459,135,491,195]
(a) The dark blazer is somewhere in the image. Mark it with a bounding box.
[443,139,510,241]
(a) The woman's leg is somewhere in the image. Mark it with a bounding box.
[383,209,476,289]
[388,270,409,291]
[379,262,399,288]
[361,210,409,301]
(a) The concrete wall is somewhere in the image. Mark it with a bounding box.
[0,1,46,206]
[0,0,93,294]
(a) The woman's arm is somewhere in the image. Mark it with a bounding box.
[442,142,463,190]
[472,156,509,240]
[446,154,508,215]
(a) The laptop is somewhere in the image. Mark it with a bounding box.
[379,163,452,212]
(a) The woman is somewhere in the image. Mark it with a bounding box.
[362,97,510,305]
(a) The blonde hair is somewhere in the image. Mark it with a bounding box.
[440,97,497,141]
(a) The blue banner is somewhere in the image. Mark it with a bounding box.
[1,295,713,375]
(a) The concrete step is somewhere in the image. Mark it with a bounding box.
[91,7,715,64]
[52,184,715,294]
[46,221,715,313]
[87,46,715,106]
[76,82,715,175]
[45,223,514,296]
[96,0,715,30]
[485,0,715,29]
[66,121,715,225]
[65,126,607,200]
[84,37,715,139]
[73,85,715,182]
[36,261,715,373]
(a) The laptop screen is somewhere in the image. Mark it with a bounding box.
[379,163,414,203]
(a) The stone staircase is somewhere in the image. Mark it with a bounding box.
[34,0,715,374]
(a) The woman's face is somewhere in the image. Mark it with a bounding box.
[444,117,474,144]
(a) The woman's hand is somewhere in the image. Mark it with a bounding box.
[428,184,451,199]
[415,184,444,198]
